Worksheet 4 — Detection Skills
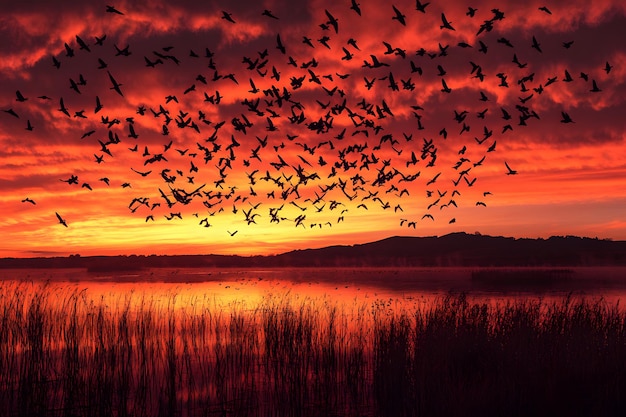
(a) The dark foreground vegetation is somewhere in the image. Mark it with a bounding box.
[1,282,625,417]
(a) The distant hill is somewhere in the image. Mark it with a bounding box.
[273,233,626,267]
[1,233,625,269]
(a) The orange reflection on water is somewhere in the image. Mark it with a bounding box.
[2,267,626,416]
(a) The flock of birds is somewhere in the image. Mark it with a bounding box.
[4,2,613,236]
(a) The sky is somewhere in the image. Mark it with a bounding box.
[1,0,625,258]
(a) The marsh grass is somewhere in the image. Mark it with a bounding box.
[1,281,625,416]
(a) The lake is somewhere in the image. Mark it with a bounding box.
[4,265,626,302]
[1,266,626,416]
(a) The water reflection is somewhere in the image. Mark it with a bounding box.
[1,267,625,416]
[4,266,626,302]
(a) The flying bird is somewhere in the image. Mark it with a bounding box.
[324,9,339,33]
[505,161,517,175]
[262,9,279,19]
[3,108,19,118]
[531,36,542,53]
[391,5,406,26]
[590,80,601,92]
[58,98,70,117]
[15,90,27,102]
[221,11,235,23]
[538,6,552,14]
[106,5,124,15]
[350,0,361,15]
[415,0,430,13]
[440,13,455,30]
[55,212,68,227]
[107,71,123,96]
[560,111,574,123]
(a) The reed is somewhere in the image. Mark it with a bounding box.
[0,281,625,416]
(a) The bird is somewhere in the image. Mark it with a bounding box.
[22,198,36,204]
[76,35,90,52]
[106,5,124,15]
[416,0,430,13]
[262,9,279,19]
[324,10,339,33]
[560,111,574,123]
[221,11,235,23]
[505,161,517,175]
[94,96,103,113]
[440,13,455,30]
[391,5,406,25]
[55,212,68,227]
[350,0,362,15]
[538,6,552,14]
[276,34,286,54]
[590,80,601,92]
[15,90,27,102]
[3,108,19,118]
[107,71,123,96]
[95,34,107,45]
[441,78,451,93]
[531,36,542,53]
[58,98,70,117]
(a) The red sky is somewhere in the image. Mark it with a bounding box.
[1,0,625,257]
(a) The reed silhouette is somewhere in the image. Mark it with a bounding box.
[1,281,625,416]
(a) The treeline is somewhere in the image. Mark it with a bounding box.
[1,233,625,269]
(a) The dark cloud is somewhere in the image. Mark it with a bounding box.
[1,0,625,256]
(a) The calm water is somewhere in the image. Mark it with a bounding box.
[3,266,626,417]
[3,266,626,305]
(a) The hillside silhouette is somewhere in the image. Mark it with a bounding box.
[1,233,625,270]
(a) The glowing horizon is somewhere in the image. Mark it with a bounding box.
[1,0,625,258]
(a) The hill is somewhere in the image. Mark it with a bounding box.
[0,233,624,269]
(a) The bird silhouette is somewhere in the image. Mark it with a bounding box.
[505,161,517,175]
[55,212,68,227]
[440,13,455,30]
[391,5,406,26]
[538,6,552,14]
[106,5,124,15]
[221,11,235,23]
[416,1,430,13]
[350,0,361,15]
[560,111,574,123]
[107,71,123,96]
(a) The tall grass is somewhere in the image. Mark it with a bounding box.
[1,281,625,416]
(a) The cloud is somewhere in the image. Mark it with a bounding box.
[1,0,626,256]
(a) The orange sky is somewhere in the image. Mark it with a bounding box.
[1,0,625,257]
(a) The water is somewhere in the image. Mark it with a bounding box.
[2,266,626,416]
[4,266,626,302]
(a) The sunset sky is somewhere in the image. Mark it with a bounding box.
[1,0,625,258]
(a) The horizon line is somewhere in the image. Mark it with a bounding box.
[3,232,620,260]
